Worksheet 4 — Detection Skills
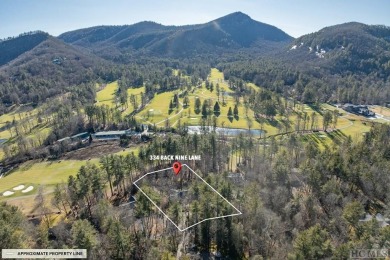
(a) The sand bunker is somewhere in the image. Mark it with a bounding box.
[2,191,15,197]
[13,185,25,191]
[22,186,34,193]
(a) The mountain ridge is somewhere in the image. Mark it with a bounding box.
[0,34,110,105]
[58,12,293,59]
[286,22,390,76]
[0,31,50,67]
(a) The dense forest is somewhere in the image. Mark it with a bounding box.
[219,59,390,105]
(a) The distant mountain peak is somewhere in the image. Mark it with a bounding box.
[219,11,251,20]
[132,21,164,28]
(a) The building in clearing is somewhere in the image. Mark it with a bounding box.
[70,132,90,142]
[359,213,390,228]
[57,132,89,143]
[343,104,375,117]
[92,130,140,141]
[57,129,144,143]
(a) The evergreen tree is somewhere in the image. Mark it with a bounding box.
[202,100,208,119]
[169,100,174,114]
[233,104,239,120]
[183,96,190,108]
[333,109,339,129]
[323,111,333,131]
[291,224,332,259]
[173,94,179,108]
[216,83,221,102]
[71,219,98,252]
[0,203,32,249]
[228,107,233,119]
[195,98,201,114]
[213,101,221,117]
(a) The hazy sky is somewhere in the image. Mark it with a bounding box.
[1,0,390,39]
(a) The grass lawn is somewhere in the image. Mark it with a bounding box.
[0,120,52,161]
[0,145,141,201]
[209,68,224,82]
[113,146,140,157]
[136,69,279,133]
[0,159,99,199]
[0,128,12,139]
[247,83,262,92]
[321,103,343,113]
[370,105,390,117]
[96,81,146,112]
[0,105,40,139]
[340,118,371,138]
[0,105,38,125]
[301,132,334,150]
[5,192,55,214]
[138,90,181,124]
[96,81,118,107]
[208,68,230,90]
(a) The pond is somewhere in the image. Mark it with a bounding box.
[187,126,263,136]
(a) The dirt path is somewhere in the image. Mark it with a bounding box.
[336,115,354,130]
[155,101,184,125]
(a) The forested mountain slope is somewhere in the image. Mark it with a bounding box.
[0,34,110,105]
[286,22,390,77]
[59,12,293,59]
[0,31,49,67]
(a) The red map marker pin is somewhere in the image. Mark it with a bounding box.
[173,162,182,175]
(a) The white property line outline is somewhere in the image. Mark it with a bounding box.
[133,164,242,232]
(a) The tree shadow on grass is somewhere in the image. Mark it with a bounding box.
[328,129,348,145]
[262,118,279,127]
[307,104,323,115]
[19,161,35,171]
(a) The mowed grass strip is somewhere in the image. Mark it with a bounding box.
[208,68,230,90]
[96,81,118,106]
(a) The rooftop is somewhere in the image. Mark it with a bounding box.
[93,130,127,136]
[71,132,89,138]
